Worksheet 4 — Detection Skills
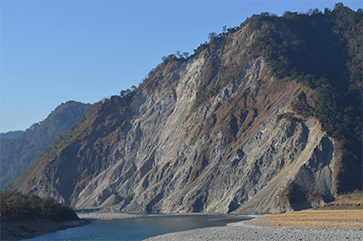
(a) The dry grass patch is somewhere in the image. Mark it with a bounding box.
[247,210,363,230]
[331,191,363,205]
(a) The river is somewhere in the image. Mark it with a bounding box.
[23,214,250,241]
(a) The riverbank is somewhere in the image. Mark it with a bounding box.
[145,210,363,241]
[75,211,250,220]
[0,219,90,240]
[76,211,144,220]
[248,209,363,229]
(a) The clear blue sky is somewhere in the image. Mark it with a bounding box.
[1,1,362,133]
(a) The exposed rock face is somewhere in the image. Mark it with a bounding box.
[17,23,338,214]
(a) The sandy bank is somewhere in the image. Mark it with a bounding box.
[248,209,363,230]
[0,219,90,241]
[144,222,363,241]
[145,210,363,241]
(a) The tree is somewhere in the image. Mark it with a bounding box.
[208,32,217,41]
[0,190,78,221]
[176,50,182,58]
[222,25,227,33]
[182,52,190,59]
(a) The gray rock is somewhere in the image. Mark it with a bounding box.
[20,24,339,215]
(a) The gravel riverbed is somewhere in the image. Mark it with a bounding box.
[77,212,143,220]
[144,221,363,241]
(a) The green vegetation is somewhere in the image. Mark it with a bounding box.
[0,101,91,190]
[40,102,101,158]
[248,3,362,193]
[120,85,137,100]
[0,130,23,139]
[11,101,102,190]
[140,49,194,89]
[0,190,78,221]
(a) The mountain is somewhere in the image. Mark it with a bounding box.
[0,131,24,139]
[13,4,362,214]
[1,101,91,190]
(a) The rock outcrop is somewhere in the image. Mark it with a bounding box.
[16,20,340,214]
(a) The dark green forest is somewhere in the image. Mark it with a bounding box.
[0,190,78,221]
[1,101,91,190]
[248,3,362,193]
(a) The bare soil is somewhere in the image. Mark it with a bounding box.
[247,209,363,230]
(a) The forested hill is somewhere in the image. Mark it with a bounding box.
[1,101,91,190]
[0,190,78,222]
[248,3,362,193]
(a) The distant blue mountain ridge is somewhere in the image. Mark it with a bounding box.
[0,100,91,190]
[0,130,24,139]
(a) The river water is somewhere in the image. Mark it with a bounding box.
[23,214,250,241]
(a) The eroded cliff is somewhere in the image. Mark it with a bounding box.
[16,18,343,214]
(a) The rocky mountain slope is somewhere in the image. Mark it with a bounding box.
[1,101,91,190]
[13,5,362,214]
